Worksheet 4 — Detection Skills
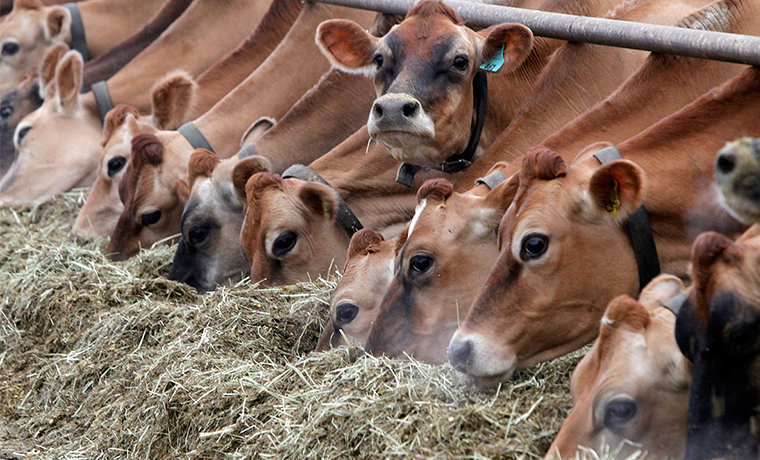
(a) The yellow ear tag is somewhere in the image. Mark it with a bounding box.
[605,180,621,217]
[322,200,332,220]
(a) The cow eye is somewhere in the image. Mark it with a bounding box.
[16,125,31,145]
[409,254,433,277]
[0,106,13,119]
[373,54,384,68]
[2,42,19,56]
[141,210,161,226]
[452,55,469,71]
[272,230,297,257]
[188,226,209,245]
[335,302,359,326]
[604,398,637,429]
[107,156,127,177]
[520,233,549,261]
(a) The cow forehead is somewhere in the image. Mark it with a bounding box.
[386,18,473,60]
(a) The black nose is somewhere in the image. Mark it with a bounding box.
[448,339,472,370]
[716,151,738,177]
[372,99,421,121]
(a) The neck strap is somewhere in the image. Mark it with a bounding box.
[63,3,89,62]
[594,146,661,291]
[91,81,113,124]
[178,121,215,153]
[282,164,363,237]
[396,71,488,187]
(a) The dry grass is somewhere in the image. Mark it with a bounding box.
[0,191,585,459]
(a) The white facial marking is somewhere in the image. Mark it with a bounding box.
[408,198,427,235]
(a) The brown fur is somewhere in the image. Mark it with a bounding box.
[691,231,743,327]
[150,71,197,130]
[101,104,139,147]
[39,42,67,98]
[346,228,385,263]
[520,148,567,183]
[130,133,164,170]
[187,149,219,188]
[416,178,453,203]
[231,156,271,202]
[298,182,338,221]
[12,0,42,11]
[55,51,81,110]
[405,0,463,25]
[317,20,377,69]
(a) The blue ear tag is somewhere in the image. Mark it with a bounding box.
[479,44,505,72]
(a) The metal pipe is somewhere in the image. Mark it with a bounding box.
[314,0,760,67]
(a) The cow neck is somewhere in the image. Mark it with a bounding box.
[593,146,660,292]
[282,164,363,237]
[395,71,487,187]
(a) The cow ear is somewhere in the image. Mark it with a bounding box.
[347,228,385,260]
[417,178,453,203]
[232,156,270,203]
[241,116,275,146]
[588,160,645,221]
[187,148,219,188]
[478,23,533,73]
[638,274,685,311]
[150,71,196,130]
[102,105,140,145]
[298,182,338,221]
[45,5,70,42]
[55,51,83,112]
[174,178,190,203]
[316,19,380,74]
[39,42,68,99]
[601,295,651,334]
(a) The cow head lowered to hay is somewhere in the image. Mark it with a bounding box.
[675,227,760,460]
[316,0,533,166]
[547,274,691,459]
[317,228,407,351]
[364,174,517,364]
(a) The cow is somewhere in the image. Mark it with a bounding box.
[715,137,760,225]
[675,227,760,460]
[104,4,377,261]
[547,274,691,459]
[448,66,760,387]
[316,228,407,351]
[0,0,166,94]
[363,172,516,364]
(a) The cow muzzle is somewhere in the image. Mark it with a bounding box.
[448,330,516,387]
[368,93,435,145]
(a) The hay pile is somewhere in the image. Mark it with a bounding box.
[0,192,583,459]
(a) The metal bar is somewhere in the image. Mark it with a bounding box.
[314,0,760,67]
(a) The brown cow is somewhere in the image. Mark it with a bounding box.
[317,228,407,351]
[674,227,760,460]
[448,66,760,387]
[364,173,516,364]
[715,137,760,225]
[0,0,166,94]
[547,274,691,459]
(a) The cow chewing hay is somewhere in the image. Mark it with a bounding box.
[1,192,596,458]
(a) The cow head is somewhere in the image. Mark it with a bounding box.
[674,228,760,459]
[237,172,350,286]
[364,175,516,364]
[106,133,193,261]
[715,137,760,225]
[317,228,407,351]
[0,69,42,178]
[168,153,269,293]
[448,147,646,386]
[0,49,102,204]
[0,0,72,95]
[73,72,196,237]
[317,0,532,166]
[548,275,691,459]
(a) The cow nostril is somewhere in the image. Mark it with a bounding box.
[373,103,384,118]
[716,152,738,176]
[448,339,472,368]
[402,101,419,118]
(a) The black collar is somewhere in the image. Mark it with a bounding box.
[396,71,488,187]
[282,164,363,238]
[593,146,661,291]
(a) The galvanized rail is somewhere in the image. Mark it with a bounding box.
[314,0,760,66]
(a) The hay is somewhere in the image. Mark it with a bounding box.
[0,192,584,459]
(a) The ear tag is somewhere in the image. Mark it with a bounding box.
[480,45,505,72]
[322,200,332,220]
[606,180,621,217]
